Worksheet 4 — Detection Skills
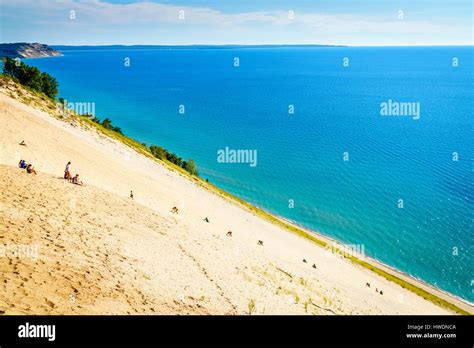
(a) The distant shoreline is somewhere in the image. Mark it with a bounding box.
[50,44,347,51]
[47,44,474,50]
[0,43,62,59]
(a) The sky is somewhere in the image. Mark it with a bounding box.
[0,0,472,46]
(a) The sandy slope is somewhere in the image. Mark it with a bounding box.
[0,89,457,315]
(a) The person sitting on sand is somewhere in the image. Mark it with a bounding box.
[71,174,83,186]
[312,263,317,269]
[204,217,209,223]
[18,159,26,169]
[226,231,232,237]
[19,140,26,146]
[64,161,71,180]
[26,164,37,175]
[257,240,263,246]
[171,206,179,214]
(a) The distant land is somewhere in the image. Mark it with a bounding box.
[0,43,62,58]
[0,43,347,58]
[51,44,346,50]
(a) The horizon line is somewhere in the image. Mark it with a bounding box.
[15,43,474,48]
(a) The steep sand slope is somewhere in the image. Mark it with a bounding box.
[0,90,457,314]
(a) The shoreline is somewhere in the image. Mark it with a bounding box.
[271,214,474,309]
[287,220,474,309]
[1,76,472,315]
[197,181,473,314]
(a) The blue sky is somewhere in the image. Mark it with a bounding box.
[0,0,472,46]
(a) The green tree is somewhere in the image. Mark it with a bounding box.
[182,159,198,176]
[17,64,41,90]
[40,72,58,99]
[166,152,183,167]
[2,57,58,99]
[101,118,112,129]
[150,145,167,160]
[2,57,17,76]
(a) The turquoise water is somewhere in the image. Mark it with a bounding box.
[26,46,473,302]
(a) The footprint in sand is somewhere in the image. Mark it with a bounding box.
[44,298,55,309]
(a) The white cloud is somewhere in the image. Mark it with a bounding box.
[1,0,471,45]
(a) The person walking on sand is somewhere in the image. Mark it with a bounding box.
[130,191,134,199]
[64,161,71,180]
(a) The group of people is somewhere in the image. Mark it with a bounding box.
[205,218,267,245]
[365,282,383,295]
[302,259,318,269]
[17,141,139,199]
[18,154,84,186]
[64,161,83,185]
[18,159,37,175]
[18,158,83,185]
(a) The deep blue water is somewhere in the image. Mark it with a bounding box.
[26,46,473,303]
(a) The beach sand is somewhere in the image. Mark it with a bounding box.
[0,84,468,315]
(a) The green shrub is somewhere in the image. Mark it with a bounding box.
[149,145,198,176]
[182,159,198,176]
[248,299,256,315]
[2,57,58,99]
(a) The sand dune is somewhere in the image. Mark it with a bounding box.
[0,86,464,315]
